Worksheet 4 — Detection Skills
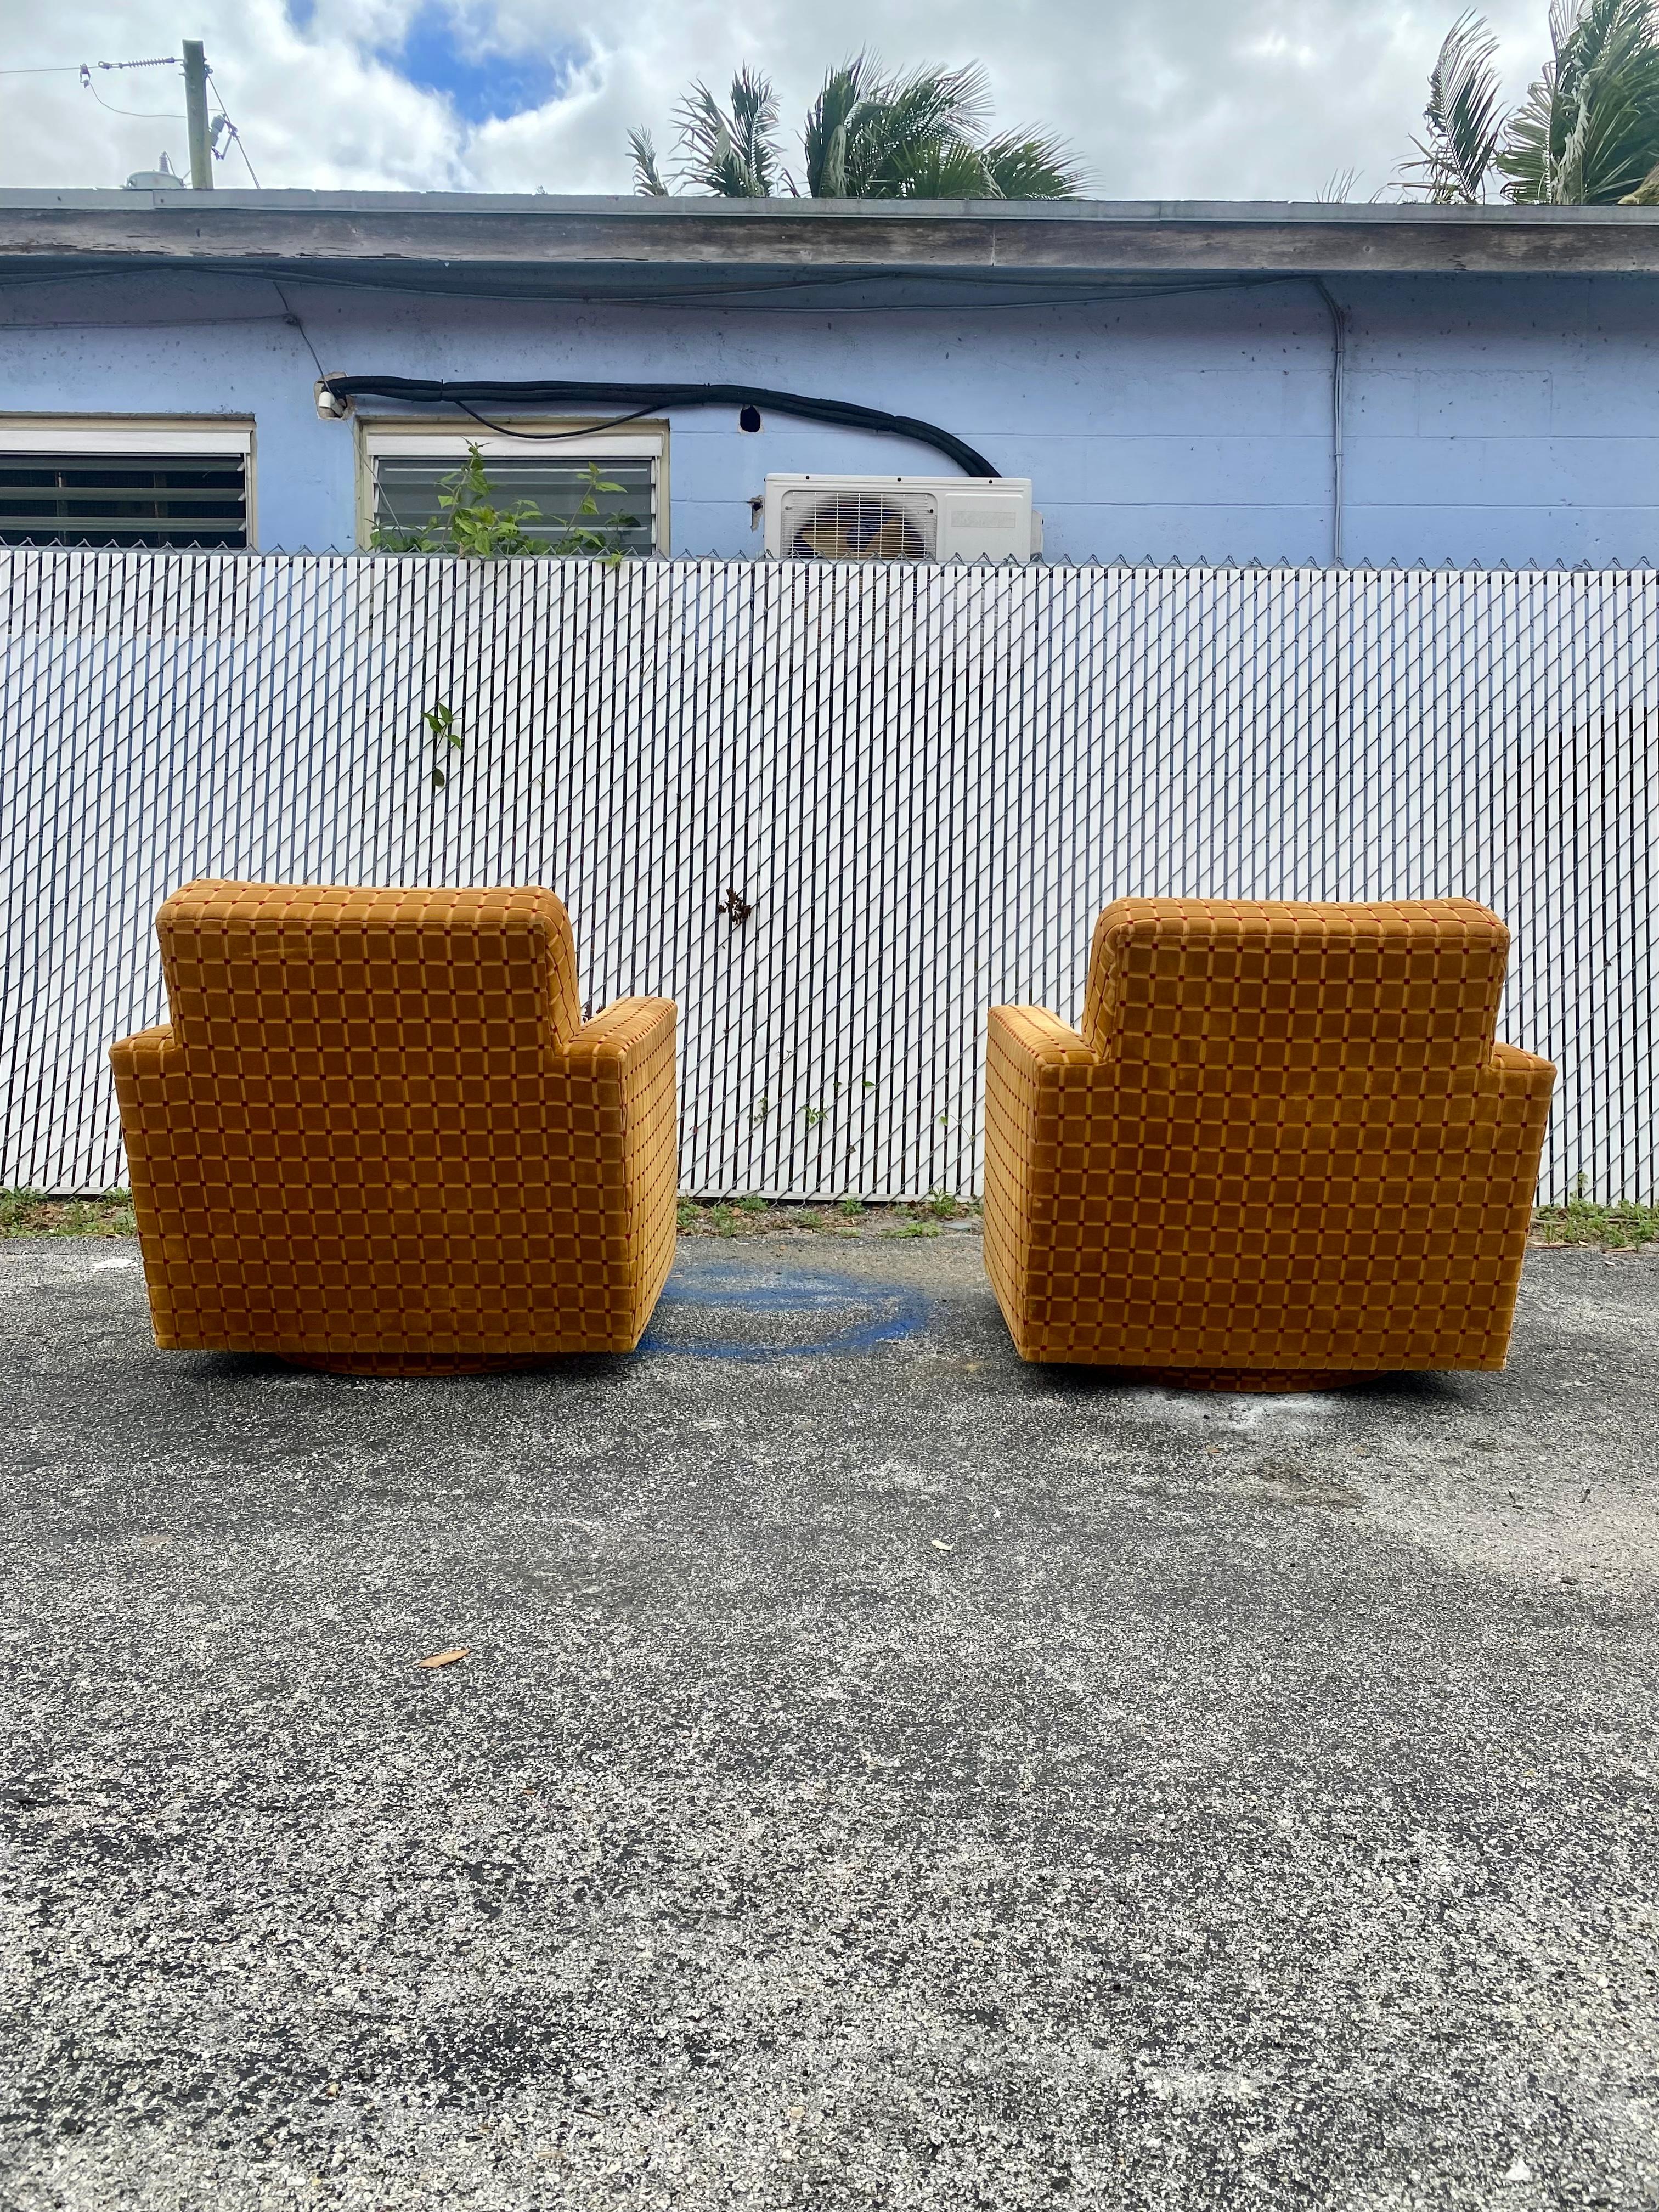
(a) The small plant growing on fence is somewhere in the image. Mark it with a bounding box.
[424,701,462,789]
[372,447,641,561]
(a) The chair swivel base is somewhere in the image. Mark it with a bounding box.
[282,1351,569,1377]
[1101,1364,1373,1393]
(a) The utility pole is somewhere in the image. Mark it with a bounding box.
[182,41,213,190]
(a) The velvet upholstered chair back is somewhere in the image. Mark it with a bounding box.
[155,881,583,1076]
[1077,896,1509,1084]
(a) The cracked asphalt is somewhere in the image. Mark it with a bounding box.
[1,1229,1656,2211]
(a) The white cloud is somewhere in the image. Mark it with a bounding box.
[0,0,465,193]
[0,0,1558,202]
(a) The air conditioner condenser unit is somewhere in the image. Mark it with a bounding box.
[762,474,1041,562]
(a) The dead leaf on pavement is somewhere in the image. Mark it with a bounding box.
[415,1647,470,1669]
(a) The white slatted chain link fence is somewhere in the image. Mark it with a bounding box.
[2,549,1654,1203]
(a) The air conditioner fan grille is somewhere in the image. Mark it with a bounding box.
[787,494,928,562]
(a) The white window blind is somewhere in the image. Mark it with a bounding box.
[0,446,249,549]
[368,437,658,555]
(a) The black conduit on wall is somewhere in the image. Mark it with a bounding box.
[318,375,1000,479]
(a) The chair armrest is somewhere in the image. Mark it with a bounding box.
[552,997,678,1170]
[1484,1040,1555,1206]
[108,1021,179,1079]
[984,1008,1102,1188]
[984,1008,1106,1339]
[1490,1039,1556,1092]
[561,996,677,1076]
[986,1004,1101,1075]
[108,1022,183,1125]
[108,1024,186,1247]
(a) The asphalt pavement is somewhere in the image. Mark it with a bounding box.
[2,1227,1656,2211]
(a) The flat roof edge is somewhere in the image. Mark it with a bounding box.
[4,190,1659,223]
[0,194,1657,279]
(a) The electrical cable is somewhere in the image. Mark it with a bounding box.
[0,253,1319,338]
[320,375,1001,476]
[0,252,1303,321]
[287,263,1297,316]
[270,281,326,377]
[0,312,294,331]
[82,79,184,120]
[453,398,671,442]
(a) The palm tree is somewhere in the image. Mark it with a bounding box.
[631,53,1084,200]
[631,67,781,199]
[1398,0,1659,204]
[1500,0,1659,201]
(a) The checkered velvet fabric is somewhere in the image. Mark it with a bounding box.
[109,881,678,1373]
[983,898,1555,1388]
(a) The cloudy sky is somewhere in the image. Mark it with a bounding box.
[0,0,1556,201]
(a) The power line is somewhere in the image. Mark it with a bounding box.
[0,56,179,77]
[0,55,186,119]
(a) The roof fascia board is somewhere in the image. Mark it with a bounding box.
[2,195,1659,276]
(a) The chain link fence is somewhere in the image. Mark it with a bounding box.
[2,549,1653,1201]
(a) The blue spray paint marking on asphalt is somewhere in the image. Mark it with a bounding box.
[639,1260,932,1362]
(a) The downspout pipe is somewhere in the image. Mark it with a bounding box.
[1314,280,1346,567]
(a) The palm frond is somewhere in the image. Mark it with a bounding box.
[628,127,670,196]
[802,54,876,196]
[888,139,996,199]
[1399,10,1505,199]
[673,70,782,197]
[979,128,1086,199]
[872,61,992,153]
[858,64,989,196]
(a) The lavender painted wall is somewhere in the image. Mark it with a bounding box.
[1,267,1655,565]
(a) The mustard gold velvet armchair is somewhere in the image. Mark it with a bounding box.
[109,881,678,1374]
[983,898,1555,1389]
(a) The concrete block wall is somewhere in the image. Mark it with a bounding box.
[0,268,1653,566]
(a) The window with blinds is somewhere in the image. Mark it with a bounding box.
[371,450,657,555]
[0,452,249,549]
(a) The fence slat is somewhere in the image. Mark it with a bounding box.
[2,548,1651,1202]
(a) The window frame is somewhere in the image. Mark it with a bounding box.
[0,416,257,550]
[356,417,669,556]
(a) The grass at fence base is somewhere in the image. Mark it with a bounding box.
[676,1194,975,1240]
[0,1189,137,1237]
[0,1189,975,1243]
[1530,1201,1659,1248]
[2,1190,1652,1250]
